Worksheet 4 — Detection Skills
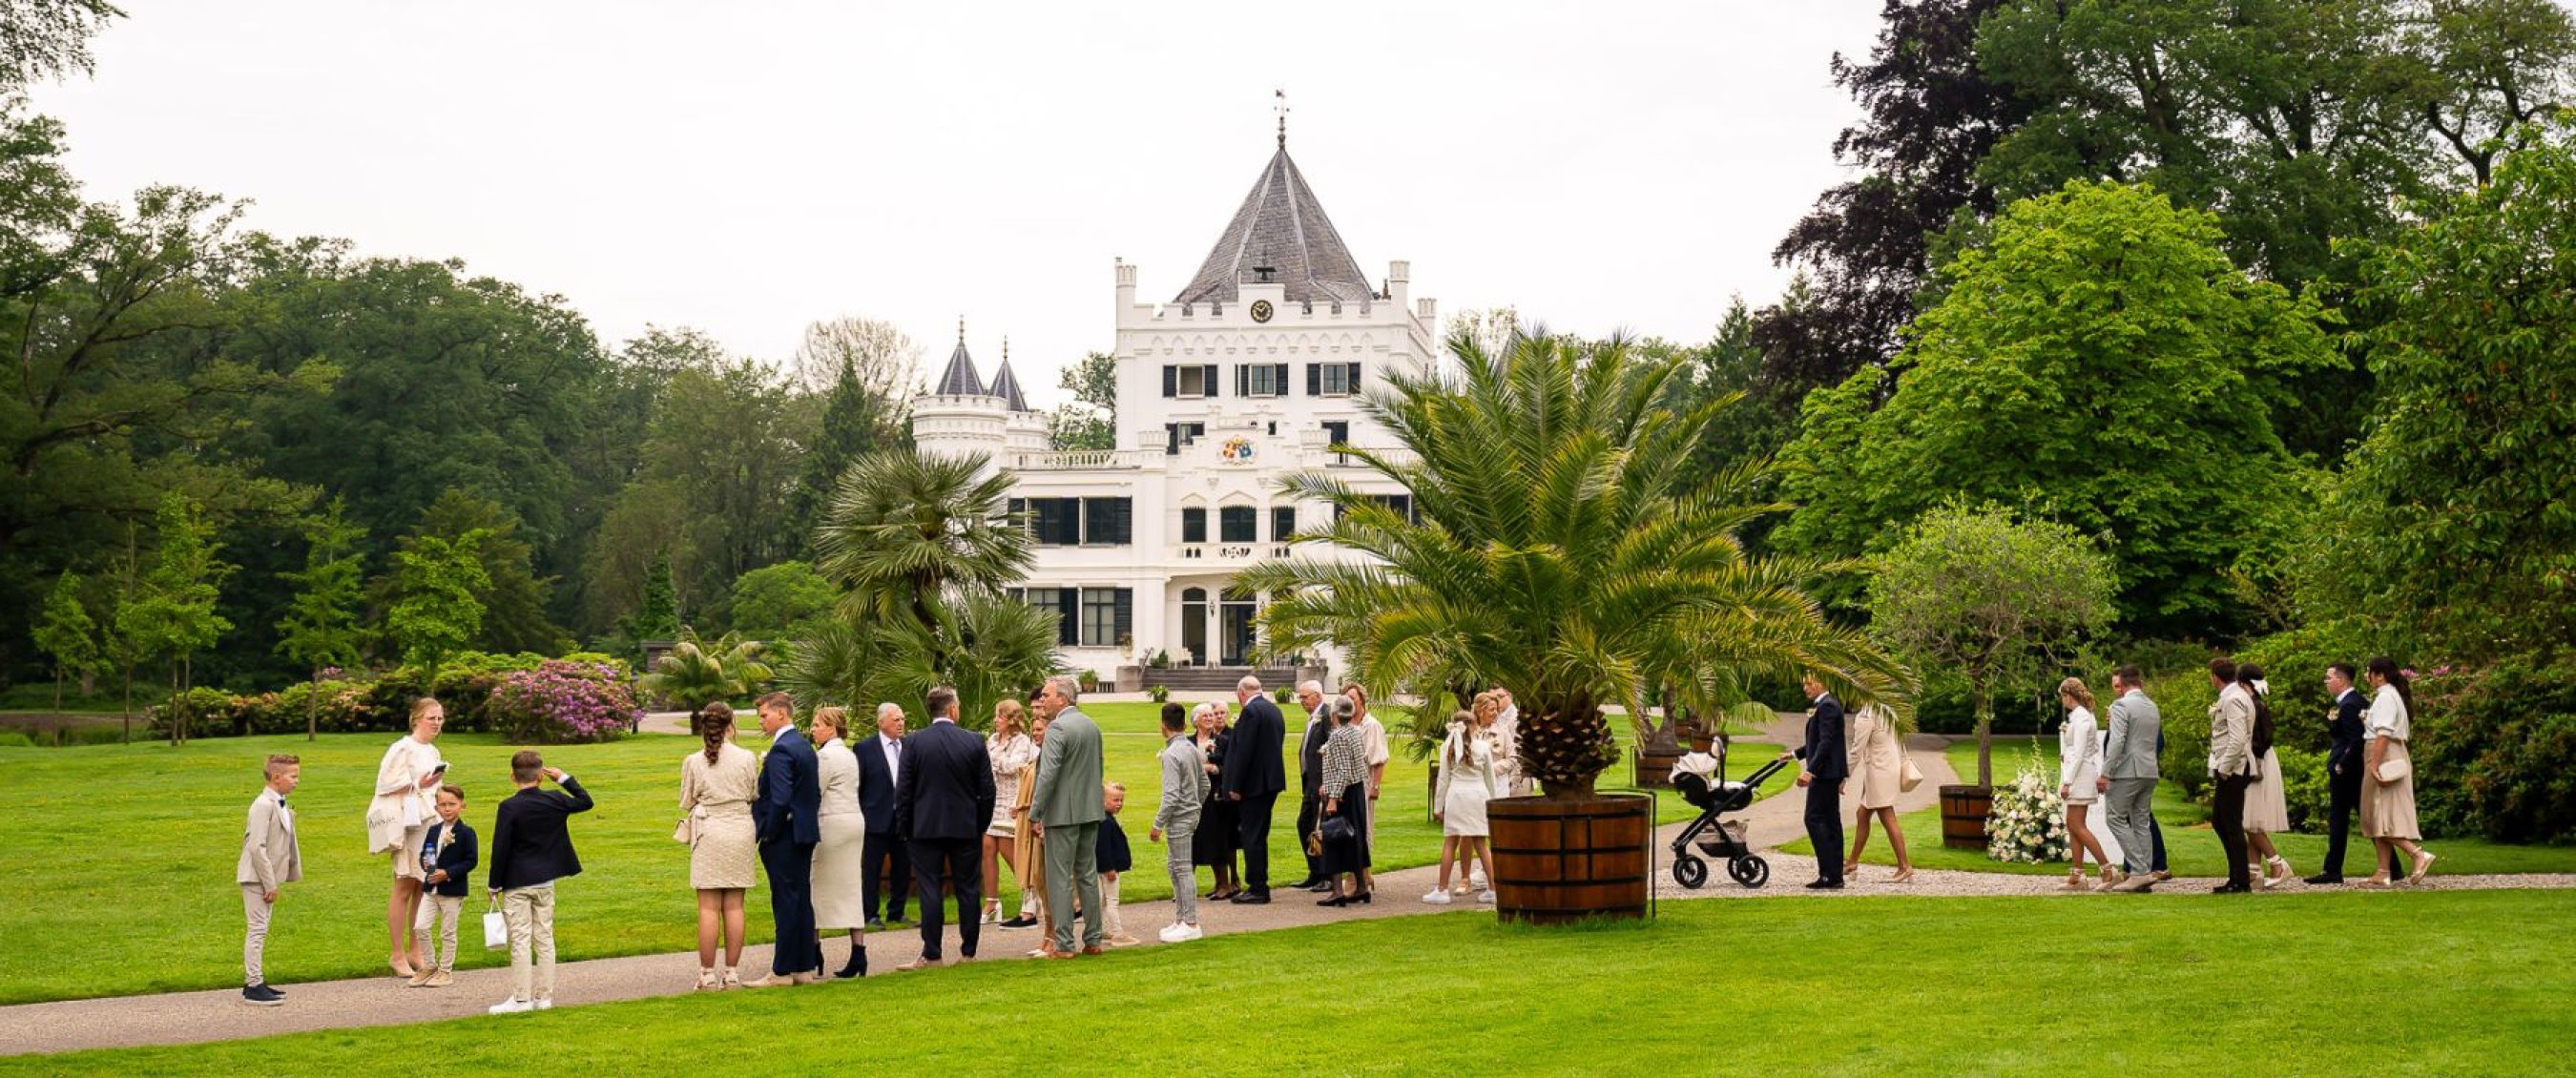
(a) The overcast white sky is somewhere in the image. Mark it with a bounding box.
[31,1,1883,406]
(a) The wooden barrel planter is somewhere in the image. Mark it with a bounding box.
[1632,744,1683,789]
[1940,784,1993,849]
[1489,794,1652,923]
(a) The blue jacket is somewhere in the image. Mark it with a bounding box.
[757,729,821,845]
[419,819,479,898]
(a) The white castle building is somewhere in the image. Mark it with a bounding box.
[913,132,1434,683]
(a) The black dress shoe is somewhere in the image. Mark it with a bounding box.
[1287,877,1326,889]
[1302,881,1336,892]
[2210,882,2251,894]
[1804,879,1843,890]
[1230,891,1272,904]
[2301,873,2342,885]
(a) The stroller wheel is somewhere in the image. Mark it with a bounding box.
[1729,855,1770,889]
[1672,853,1710,890]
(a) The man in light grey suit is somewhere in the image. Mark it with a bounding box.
[1029,674,1106,956]
[238,754,303,1005]
[2098,666,2162,892]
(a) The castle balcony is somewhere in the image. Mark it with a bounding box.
[1007,448,1153,471]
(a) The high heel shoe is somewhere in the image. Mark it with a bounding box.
[1890,867,1916,884]
[1351,891,1372,904]
[834,947,866,980]
[2408,851,2437,885]
[1318,893,1350,907]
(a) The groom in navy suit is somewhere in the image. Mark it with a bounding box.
[1785,674,1849,889]
[751,692,821,985]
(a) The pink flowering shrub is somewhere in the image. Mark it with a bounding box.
[488,660,641,744]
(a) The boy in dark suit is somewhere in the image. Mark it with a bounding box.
[486,751,591,1014]
[408,785,478,988]
[750,692,822,986]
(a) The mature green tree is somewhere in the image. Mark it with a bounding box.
[1775,180,2336,635]
[1046,350,1116,451]
[1867,505,2117,786]
[789,318,919,546]
[625,553,681,642]
[2304,115,2576,663]
[114,493,233,744]
[274,498,366,738]
[1242,328,1910,798]
[400,489,567,654]
[726,560,837,641]
[637,628,771,711]
[0,0,122,90]
[1755,0,2032,397]
[31,570,99,708]
[386,529,488,673]
[1672,299,1796,487]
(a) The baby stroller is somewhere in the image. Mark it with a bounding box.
[1669,742,1786,889]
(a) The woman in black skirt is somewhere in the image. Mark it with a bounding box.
[1190,702,1242,901]
[1317,696,1373,905]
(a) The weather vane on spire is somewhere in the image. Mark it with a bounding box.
[1275,89,1289,149]
[957,315,965,343]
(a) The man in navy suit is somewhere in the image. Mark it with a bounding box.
[2308,662,2397,884]
[854,702,910,929]
[749,692,821,986]
[1222,675,1289,902]
[893,686,996,970]
[1783,674,1849,889]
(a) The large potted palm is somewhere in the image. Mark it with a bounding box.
[1243,328,1908,923]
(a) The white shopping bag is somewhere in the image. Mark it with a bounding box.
[483,897,509,950]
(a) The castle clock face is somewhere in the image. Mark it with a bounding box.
[1249,300,1274,322]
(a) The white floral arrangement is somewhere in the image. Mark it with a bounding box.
[1985,747,2069,864]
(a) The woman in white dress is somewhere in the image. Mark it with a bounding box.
[2054,678,2116,890]
[370,697,447,979]
[1426,709,1501,904]
[2361,656,2438,886]
[981,699,1037,925]
[2235,666,2296,888]
[681,702,758,988]
[808,707,868,979]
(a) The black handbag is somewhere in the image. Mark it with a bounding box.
[1319,816,1355,845]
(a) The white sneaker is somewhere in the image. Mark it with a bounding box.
[1422,889,1452,904]
[1469,870,1487,890]
[1158,923,1202,943]
[488,997,533,1015]
[1477,889,1496,903]
[533,999,552,1010]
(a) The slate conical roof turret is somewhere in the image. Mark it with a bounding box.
[986,338,1030,412]
[1174,146,1374,306]
[933,318,984,397]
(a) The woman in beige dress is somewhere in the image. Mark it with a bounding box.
[681,702,758,988]
[981,699,1037,925]
[2361,657,2438,886]
[2236,667,2296,888]
[1842,699,1913,882]
[809,707,868,978]
[1011,710,1054,954]
[370,697,447,978]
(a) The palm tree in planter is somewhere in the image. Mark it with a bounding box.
[1241,328,1909,921]
[639,628,774,711]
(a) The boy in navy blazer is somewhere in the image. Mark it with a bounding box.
[409,785,478,988]
[486,751,591,1013]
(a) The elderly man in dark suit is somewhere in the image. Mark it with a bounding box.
[1782,674,1850,889]
[749,692,821,986]
[894,686,997,970]
[1223,674,1289,903]
[853,703,910,930]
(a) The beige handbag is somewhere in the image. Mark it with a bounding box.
[2376,758,2411,783]
[1899,757,1925,794]
[673,817,695,844]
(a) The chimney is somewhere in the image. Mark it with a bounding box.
[1387,259,1411,308]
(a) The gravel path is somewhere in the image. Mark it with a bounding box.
[7,722,2565,1058]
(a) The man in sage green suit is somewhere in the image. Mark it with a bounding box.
[1030,674,1106,955]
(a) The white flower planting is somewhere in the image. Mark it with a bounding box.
[1986,746,2070,864]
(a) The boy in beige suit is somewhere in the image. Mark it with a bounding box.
[238,754,302,1005]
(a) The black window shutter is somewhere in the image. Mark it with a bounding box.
[1347,362,1362,391]
[1114,590,1133,643]
[1274,363,1289,396]
[1306,363,1319,396]
[1203,363,1219,397]
[1056,590,1078,647]
[1273,506,1295,541]
[1162,365,1176,398]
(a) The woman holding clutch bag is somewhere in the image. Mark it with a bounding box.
[1317,697,1373,907]
[371,698,447,979]
[2360,657,2437,886]
[680,702,758,987]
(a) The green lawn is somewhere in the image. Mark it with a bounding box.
[0,703,1780,1005]
[11,889,2570,1075]
[1783,740,2576,878]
